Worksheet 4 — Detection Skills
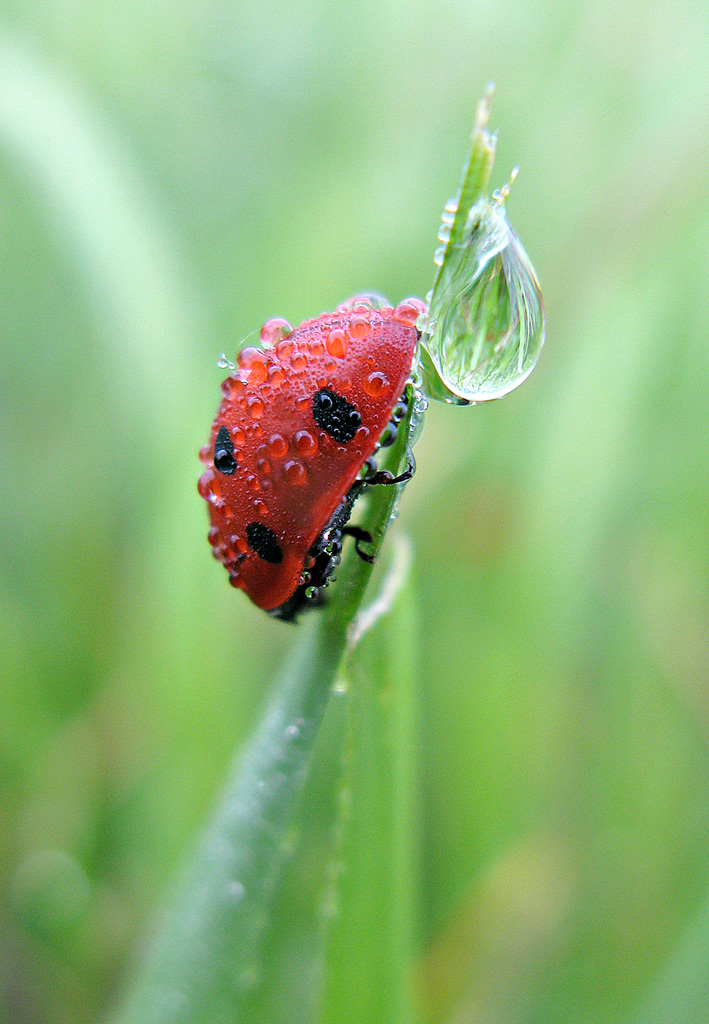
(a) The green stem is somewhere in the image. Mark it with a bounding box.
[431,85,497,296]
[322,535,419,1024]
[107,391,417,1024]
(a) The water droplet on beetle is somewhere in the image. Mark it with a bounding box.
[364,371,389,397]
[260,317,292,348]
[268,433,289,458]
[326,329,349,359]
[283,459,307,486]
[276,338,293,361]
[293,430,317,457]
[349,314,371,339]
[392,297,427,327]
[247,396,265,419]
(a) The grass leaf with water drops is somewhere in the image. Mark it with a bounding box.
[106,390,419,1024]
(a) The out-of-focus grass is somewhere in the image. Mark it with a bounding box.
[1,1,709,1022]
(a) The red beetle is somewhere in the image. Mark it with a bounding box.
[199,295,425,620]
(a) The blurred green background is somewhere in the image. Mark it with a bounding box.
[2,0,709,1021]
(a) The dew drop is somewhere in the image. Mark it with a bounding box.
[199,445,211,464]
[238,346,261,366]
[293,430,317,457]
[364,371,389,397]
[232,427,246,447]
[246,474,260,491]
[260,317,292,348]
[309,337,325,357]
[198,471,213,499]
[268,365,285,387]
[217,353,235,370]
[237,348,268,383]
[247,396,265,419]
[276,338,293,361]
[283,459,307,486]
[198,472,222,503]
[268,433,289,458]
[256,457,271,476]
[349,314,371,339]
[340,292,388,312]
[392,297,428,327]
[221,375,239,399]
[423,198,545,401]
[292,352,307,372]
[378,423,397,447]
[326,329,349,359]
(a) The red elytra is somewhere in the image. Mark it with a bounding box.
[199,297,425,615]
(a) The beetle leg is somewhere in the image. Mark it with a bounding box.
[364,462,415,486]
[341,525,375,563]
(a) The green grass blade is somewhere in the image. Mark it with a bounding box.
[107,393,418,1024]
[321,535,419,1024]
[627,890,709,1024]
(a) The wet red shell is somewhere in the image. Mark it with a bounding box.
[199,299,423,611]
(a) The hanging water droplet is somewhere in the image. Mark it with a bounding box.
[422,198,544,402]
[217,353,235,370]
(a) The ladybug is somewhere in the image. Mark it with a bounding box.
[198,294,426,620]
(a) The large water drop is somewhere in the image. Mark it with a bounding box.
[421,197,544,404]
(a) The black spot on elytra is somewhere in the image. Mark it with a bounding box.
[214,425,236,474]
[312,387,361,443]
[246,522,283,564]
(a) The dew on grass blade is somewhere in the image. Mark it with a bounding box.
[421,196,545,402]
[420,85,545,404]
